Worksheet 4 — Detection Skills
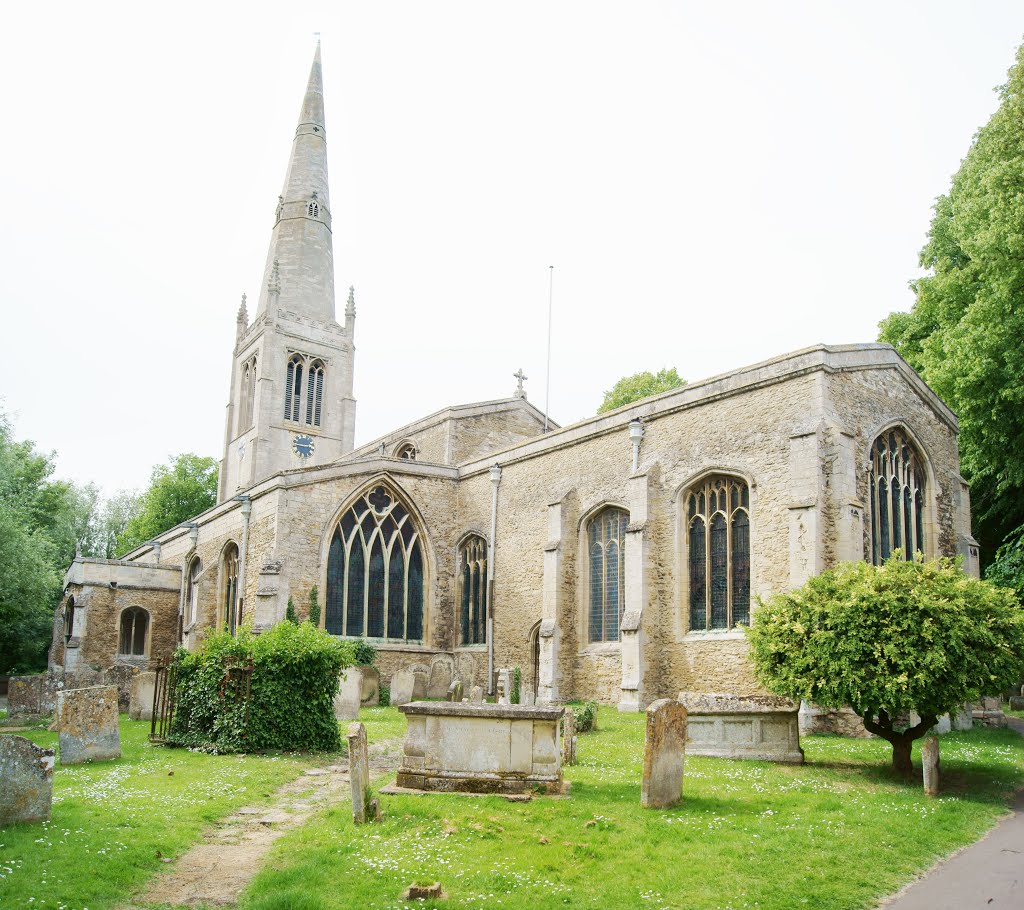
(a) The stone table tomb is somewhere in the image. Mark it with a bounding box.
[679,692,803,763]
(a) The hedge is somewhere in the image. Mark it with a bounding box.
[166,621,355,752]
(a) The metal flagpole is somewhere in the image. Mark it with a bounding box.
[544,265,554,431]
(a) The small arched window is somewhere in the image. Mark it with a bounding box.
[186,558,202,627]
[869,428,926,564]
[325,484,425,642]
[588,507,629,643]
[64,596,76,643]
[686,475,750,631]
[118,607,148,656]
[308,200,319,217]
[395,442,417,460]
[239,356,257,431]
[459,535,488,645]
[284,354,304,421]
[305,360,324,427]
[222,543,240,635]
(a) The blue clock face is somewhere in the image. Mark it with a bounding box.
[292,435,315,458]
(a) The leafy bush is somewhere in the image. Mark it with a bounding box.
[568,701,598,733]
[378,684,390,707]
[351,640,377,667]
[167,621,355,753]
[747,556,1024,771]
[285,597,299,624]
[308,585,321,627]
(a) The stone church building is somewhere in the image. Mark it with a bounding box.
[50,46,980,710]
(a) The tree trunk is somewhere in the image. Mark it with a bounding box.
[891,737,913,774]
[861,709,939,775]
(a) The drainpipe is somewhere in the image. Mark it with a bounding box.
[235,496,252,625]
[487,463,502,695]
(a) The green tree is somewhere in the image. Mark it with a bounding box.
[746,557,1024,773]
[879,43,1024,560]
[118,454,218,555]
[597,368,685,414]
[986,525,1024,603]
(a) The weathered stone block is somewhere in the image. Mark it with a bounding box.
[680,692,803,763]
[1009,695,1024,712]
[563,705,577,766]
[334,670,363,721]
[469,685,484,704]
[56,685,121,765]
[426,662,452,700]
[951,704,974,731]
[390,669,427,707]
[641,699,687,809]
[446,679,464,702]
[0,735,55,826]
[393,702,564,794]
[922,735,940,797]
[798,701,872,738]
[347,721,373,824]
[359,666,380,706]
[129,671,157,721]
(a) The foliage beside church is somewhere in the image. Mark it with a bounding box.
[167,621,354,753]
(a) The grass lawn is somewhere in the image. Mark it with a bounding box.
[0,716,331,910]
[239,707,1024,910]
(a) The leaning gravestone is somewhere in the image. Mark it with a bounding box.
[347,722,376,824]
[446,679,464,703]
[129,671,157,721]
[390,670,426,706]
[426,662,452,700]
[922,735,940,797]
[563,707,578,766]
[334,670,362,720]
[57,685,121,765]
[641,699,688,809]
[469,685,484,704]
[0,735,56,825]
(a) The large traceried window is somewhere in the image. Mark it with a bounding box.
[238,356,257,431]
[222,543,240,635]
[459,535,487,645]
[869,428,926,564]
[325,484,425,642]
[118,607,148,656]
[284,353,324,427]
[687,475,750,631]
[588,507,629,643]
[186,558,202,627]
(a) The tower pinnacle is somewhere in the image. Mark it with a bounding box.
[254,40,336,323]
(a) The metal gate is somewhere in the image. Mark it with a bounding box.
[149,662,177,743]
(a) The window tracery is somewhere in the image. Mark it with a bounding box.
[686,475,750,631]
[587,507,629,643]
[869,428,926,564]
[325,484,425,642]
[395,442,417,460]
[459,535,487,645]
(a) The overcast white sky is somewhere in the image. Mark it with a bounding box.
[2,2,1022,498]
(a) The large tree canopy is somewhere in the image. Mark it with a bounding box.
[597,367,685,414]
[879,43,1024,560]
[747,557,1024,773]
[117,454,218,556]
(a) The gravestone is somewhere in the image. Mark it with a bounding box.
[129,671,157,721]
[563,706,578,765]
[0,735,55,825]
[922,735,940,797]
[469,685,484,704]
[334,670,362,721]
[347,722,376,824]
[951,704,973,731]
[359,666,381,707]
[1010,695,1024,712]
[57,685,121,765]
[520,683,535,706]
[427,662,452,700]
[641,699,688,809]
[446,680,464,703]
[496,669,512,705]
[390,669,426,707]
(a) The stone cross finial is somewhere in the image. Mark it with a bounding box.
[513,368,528,399]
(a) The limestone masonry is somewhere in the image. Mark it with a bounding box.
[47,44,979,711]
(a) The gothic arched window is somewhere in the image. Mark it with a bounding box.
[64,596,76,643]
[308,200,319,217]
[284,354,304,421]
[587,507,629,643]
[869,428,926,564]
[686,475,750,631]
[395,442,417,460]
[239,356,257,431]
[222,543,240,635]
[459,535,488,645]
[325,484,425,642]
[118,607,148,656]
[186,557,202,627]
[305,360,324,427]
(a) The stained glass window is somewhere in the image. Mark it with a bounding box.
[686,476,750,631]
[868,428,926,564]
[325,485,425,641]
[458,536,488,645]
[588,507,629,643]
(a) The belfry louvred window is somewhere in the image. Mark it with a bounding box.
[285,353,324,426]
[869,428,926,564]
[306,361,324,427]
[588,507,629,643]
[459,535,487,645]
[686,475,750,631]
[325,484,425,642]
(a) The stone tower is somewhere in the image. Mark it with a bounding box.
[218,43,356,501]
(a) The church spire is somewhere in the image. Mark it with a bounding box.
[254,40,337,322]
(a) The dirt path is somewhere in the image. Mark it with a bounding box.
[127,736,403,908]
